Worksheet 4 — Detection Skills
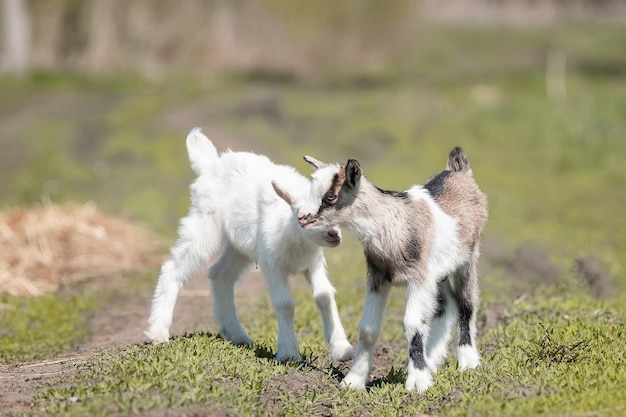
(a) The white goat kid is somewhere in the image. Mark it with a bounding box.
[297,148,488,392]
[145,128,354,362]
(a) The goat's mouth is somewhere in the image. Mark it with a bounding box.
[322,229,342,247]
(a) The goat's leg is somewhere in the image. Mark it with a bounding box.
[453,257,481,371]
[404,280,439,392]
[262,265,301,362]
[209,244,253,346]
[146,213,222,343]
[340,280,390,390]
[425,277,458,372]
[304,258,353,361]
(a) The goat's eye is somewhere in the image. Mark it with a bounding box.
[324,193,337,204]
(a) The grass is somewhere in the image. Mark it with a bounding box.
[0,293,98,363]
[2,22,626,416]
[23,289,626,416]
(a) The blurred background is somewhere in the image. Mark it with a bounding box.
[1,0,625,297]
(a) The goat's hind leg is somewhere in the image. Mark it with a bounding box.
[304,260,353,361]
[453,258,481,371]
[425,277,458,372]
[209,243,253,346]
[146,213,221,343]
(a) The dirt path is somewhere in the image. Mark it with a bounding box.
[0,266,267,415]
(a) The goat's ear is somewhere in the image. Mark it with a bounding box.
[271,181,294,206]
[345,159,362,188]
[303,155,328,169]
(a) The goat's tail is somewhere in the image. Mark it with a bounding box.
[186,127,218,175]
[447,146,472,173]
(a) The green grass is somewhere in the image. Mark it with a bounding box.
[2,22,626,416]
[26,289,626,416]
[0,293,98,363]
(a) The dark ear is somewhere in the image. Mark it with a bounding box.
[345,159,362,188]
[271,181,294,206]
[303,155,329,169]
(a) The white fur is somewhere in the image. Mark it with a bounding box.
[457,336,481,370]
[425,279,458,371]
[408,187,465,279]
[146,128,353,362]
[340,283,390,390]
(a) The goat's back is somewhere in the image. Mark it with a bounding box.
[216,150,309,204]
[424,170,487,250]
[190,149,315,262]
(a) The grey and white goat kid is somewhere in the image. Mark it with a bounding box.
[146,128,354,363]
[297,148,488,392]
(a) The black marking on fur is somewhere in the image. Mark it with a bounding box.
[448,147,469,172]
[409,332,427,370]
[402,235,421,263]
[346,159,362,188]
[433,287,446,318]
[375,186,409,199]
[318,174,341,213]
[423,170,450,199]
[458,303,473,346]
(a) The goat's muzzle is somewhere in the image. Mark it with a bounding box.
[322,228,342,247]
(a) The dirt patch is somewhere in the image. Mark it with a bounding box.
[479,304,509,335]
[575,256,614,298]
[261,371,334,416]
[368,341,407,385]
[0,350,94,414]
[481,239,563,297]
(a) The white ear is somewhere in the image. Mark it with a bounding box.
[272,181,294,206]
[303,155,329,169]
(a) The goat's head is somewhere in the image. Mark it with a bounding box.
[271,179,343,248]
[285,156,362,233]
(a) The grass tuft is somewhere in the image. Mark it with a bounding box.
[523,323,591,365]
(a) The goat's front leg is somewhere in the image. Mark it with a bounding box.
[209,244,253,346]
[304,259,353,361]
[340,280,390,390]
[404,280,438,392]
[262,265,301,362]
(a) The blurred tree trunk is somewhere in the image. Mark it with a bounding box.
[2,0,31,74]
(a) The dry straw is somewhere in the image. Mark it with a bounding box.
[0,202,163,297]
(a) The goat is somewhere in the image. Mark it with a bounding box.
[145,128,354,363]
[296,148,488,391]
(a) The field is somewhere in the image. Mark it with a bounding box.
[1,23,625,416]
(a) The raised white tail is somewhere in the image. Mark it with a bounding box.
[186,127,218,176]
